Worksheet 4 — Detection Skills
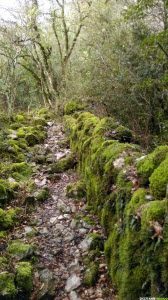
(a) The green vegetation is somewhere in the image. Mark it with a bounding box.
[65,110,168,298]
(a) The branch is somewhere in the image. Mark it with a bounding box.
[157,42,168,59]
[18,62,41,83]
[52,10,63,61]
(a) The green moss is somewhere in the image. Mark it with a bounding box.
[64,110,168,297]
[0,231,7,238]
[37,187,49,202]
[87,233,104,251]
[83,216,95,225]
[25,133,37,146]
[126,189,147,216]
[9,181,20,191]
[74,212,85,220]
[0,184,7,206]
[11,162,27,173]
[51,154,75,173]
[8,241,34,260]
[39,108,48,115]
[141,200,166,232]
[83,257,90,266]
[64,99,87,115]
[149,157,168,199]
[84,262,99,286]
[115,125,133,143]
[11,162,32,181]
[16,128,25,138]
[66,181,86,198]
[0,208,21,230]
[34,118,47,127]
[0,272,16,298]
[10,123,21,130]
[137,145,168,185]
[16,115,25,123]
[101,195,116,234]
[16,262,33,292]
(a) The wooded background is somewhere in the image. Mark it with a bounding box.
[0,0,168,147]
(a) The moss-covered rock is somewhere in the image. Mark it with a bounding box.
[66,181,86,199]
[84,262,99,286]
[37,187,49,202]
[25,133,37,146]
[16,262,33,293]
[149,156,168,199]
[8,241,35,260]
[16,115,25,123]
[64,110,168,298]
[34,118,47,127]
[0,208,21,230]
[10,123,21,130]
[0,184,7,206]
[64,99,87,115]
[51,154,76,173]
[0,272,16,298]
[87,233,104,251]
[137,145,168,185]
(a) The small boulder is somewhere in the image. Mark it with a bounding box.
[65,274,81,293]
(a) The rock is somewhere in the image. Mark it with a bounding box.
[56,224,64,231]
[65,274,81,293]
[145,195,155,201]
[71,219,78,229]
[64,232,74,242]
[50,217,57,224]
[47,122,54,127]
[79,237,93,251]
[57,199,71,213]
[39,227,49,234]
[8,177,16,184]
[136,155,146,162]
[8,242,35,260]
[8,133,18,140]
[37,269,57,300]
[78,228,87,234]
[0,272,16,297]
[58,215,64,220]
[80,220,91,229]
[113,157,125,169]
[69,291,79,300]
[69,259,80,274]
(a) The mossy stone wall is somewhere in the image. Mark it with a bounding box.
[64,110,168,299]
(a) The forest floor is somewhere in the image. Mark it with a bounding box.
[6,121,117,300]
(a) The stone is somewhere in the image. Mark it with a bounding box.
[8,242,35,260]
[79,237,93,251]
[65,274,81,293]
[39,227,49,234]
[8,133,18,140]
[69,259,80,274]
[0,272,16,297]
[69,291,79,300]
[80,220,91,229]
[113,157,125,169]
[37,269,57,299]
[50,217,57,224]
[78,228,87,234]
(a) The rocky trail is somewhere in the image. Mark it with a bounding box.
[5,121,116,300]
